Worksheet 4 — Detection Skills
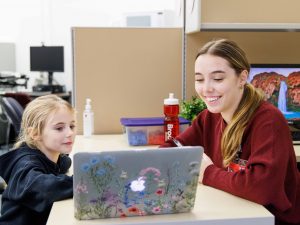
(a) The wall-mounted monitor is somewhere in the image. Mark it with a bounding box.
[0,43,16,72]
[249,64,300,122]
[30,46,64,86]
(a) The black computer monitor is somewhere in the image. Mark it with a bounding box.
[30,46,64,86]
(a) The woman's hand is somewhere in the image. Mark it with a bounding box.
[199,153,213,183]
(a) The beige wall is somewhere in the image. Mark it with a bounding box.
[73,28,182,134]
[185,32,300,99]
[73,1,300,134]
[185,0,300,98]
[201,0,300,23]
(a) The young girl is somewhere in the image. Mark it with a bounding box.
[162,39,300,225]
[0,94,76,225]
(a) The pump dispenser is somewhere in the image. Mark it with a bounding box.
[83,98,94,137]
[164,93,179,141]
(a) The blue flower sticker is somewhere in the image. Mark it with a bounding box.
[103,155,115,164]
[90,157,100,165]
[80,163,91,172]
[96,168,107,176]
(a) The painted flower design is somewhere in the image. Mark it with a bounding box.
[189,161,199,168]
[157,179,166,187]
[120,170,128,179]
[90,157,100,165]
[140,167,161,177]
[155,188,164,196]
[152,206,161,214]
[80,163,91,172]
[75,182,88,194]
[128,206,139,214]
[74,154,201,220]
[96,168,107,176]
[103,155,115,164]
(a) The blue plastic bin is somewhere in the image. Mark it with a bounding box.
[120,117,190,146]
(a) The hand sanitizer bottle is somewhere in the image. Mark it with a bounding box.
[83,98,94,137]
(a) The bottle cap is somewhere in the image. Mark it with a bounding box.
[164,93,179,105]
[85,98,92,110]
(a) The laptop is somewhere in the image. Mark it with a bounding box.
[73,146,203,220]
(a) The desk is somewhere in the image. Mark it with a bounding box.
[26,91,72,103]
[48,185,273,225]
[0,91,72,104]
[294,145,300,162]
[47,135,274,225]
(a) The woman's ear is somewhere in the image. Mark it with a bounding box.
[240,70,248,86]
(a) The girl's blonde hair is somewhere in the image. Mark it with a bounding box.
[196,39,265,167]
[14,94,75,149]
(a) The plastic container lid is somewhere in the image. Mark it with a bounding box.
[120,117,190,127]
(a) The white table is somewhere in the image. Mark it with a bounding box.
[294,145,300,162]
[47,135,275,225]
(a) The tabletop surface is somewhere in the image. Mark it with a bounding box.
[47,184,273,225]
[294,144,300,161]
[47,135,274,225]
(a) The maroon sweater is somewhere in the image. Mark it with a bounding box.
[162,101,300,224]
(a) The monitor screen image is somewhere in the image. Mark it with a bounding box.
[249,64,300,121]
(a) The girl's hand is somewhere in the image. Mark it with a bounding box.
[199,153,213,183]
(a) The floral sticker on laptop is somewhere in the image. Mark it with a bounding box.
[74,154,200,220]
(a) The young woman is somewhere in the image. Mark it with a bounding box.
[0,94,76,225]
[161,39,300,225]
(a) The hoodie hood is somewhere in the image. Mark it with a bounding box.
[0,145,43,183]
[0,144,72,185]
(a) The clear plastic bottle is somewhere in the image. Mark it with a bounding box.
[164,93,179,141]
[83,98,94,137]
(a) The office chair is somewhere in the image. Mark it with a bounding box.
[4,92,31,108]
[0,97,24,146]
[0,104,10,151]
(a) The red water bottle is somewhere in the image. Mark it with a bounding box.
[164,93,179,142]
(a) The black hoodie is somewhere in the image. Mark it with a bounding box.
[0,144,73,225]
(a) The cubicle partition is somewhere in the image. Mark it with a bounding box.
[72,28,182,134]
[72,26,300,134]
[185,32,300,99]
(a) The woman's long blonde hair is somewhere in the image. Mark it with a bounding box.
[14,94,75,149]
[196,39,264,167]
